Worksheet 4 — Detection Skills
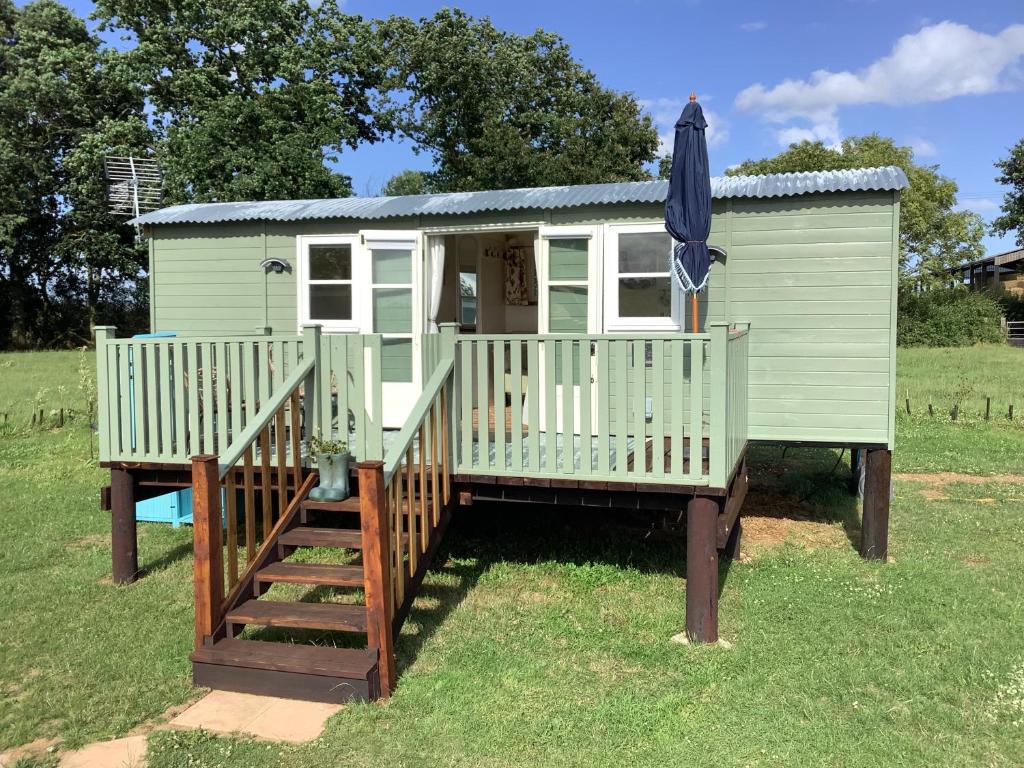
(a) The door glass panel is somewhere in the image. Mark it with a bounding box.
[309,284,352,320]
[618,277,671,318]
[309,244,352,280]
[371,248,412,283]
[549,239,588,281]
[618,232,670,272]
[372,288,412,333]
[549,285,588,332]
[459,271,477,328]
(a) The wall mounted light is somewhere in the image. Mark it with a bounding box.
[260,257,292,274]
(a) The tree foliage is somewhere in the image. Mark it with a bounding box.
[992,138,1024,248]
[728,135,985,284]
[94,0,393,203]
[0,0,150,348]
[382,169,432,197]
[383,8,658,192]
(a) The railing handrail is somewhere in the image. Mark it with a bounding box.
[216,356,313,478]
[456,332,712,342]
[105,333,303,345]
[382,355,455,484]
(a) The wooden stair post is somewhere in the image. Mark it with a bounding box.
[358,460,396,697]
[192,454,224,650]
[686,495,719,643]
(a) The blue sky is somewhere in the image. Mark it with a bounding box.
[63,0,1024,253]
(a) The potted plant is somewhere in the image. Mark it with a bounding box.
[308,433,351,502]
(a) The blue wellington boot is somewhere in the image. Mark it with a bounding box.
[308,453,334,501]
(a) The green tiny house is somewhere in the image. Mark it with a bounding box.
[98,167,906,700]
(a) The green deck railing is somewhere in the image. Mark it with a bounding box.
[96,324,748,487]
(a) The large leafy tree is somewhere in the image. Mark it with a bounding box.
[992,139,1024,248]
[728,135,985,284]
[0,0,149,347]
[94,0,393,203]
[383,9,659,193]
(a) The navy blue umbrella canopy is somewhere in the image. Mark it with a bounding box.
[664,94,712,331]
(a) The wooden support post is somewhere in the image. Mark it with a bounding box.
[722,519,742,561]
[850,448,863,496]
[110,467,138,584]
[686,495,719,643]
[860,448,892,560]
[357,460,396,697]
[192,455,224,650]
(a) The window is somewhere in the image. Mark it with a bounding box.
[606,225,678,330]
[307,244,353,323]
[547,238,589,333]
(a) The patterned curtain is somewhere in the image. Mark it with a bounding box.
[504,246,530,306]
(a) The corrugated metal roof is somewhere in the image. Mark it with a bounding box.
[132,166,909,226]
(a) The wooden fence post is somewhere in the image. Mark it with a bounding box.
[301,324,322,445]
[686,495,719,643]
[358,460,396,697]
[708,323,729,488]
[110,467,138,584]
[192,454,224,650]
[860,448,892,560]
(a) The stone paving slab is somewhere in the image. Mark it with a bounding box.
[169,690,342,743]
[59,735,148,768]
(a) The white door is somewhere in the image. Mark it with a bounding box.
[537,226,600,433]
[360,231,423,428]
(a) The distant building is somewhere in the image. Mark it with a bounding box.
[951,247,1024,295]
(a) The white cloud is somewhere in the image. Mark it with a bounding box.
[640,97,730,154]
[740,21,767,32]
[907,136,937,157]
[955,197,1001,216]
[736,21,1024,146]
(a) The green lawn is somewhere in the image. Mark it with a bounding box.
[1,347,1022,767]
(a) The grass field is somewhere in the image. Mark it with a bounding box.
[1,347,1022,767]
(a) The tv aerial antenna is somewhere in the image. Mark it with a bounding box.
[103,155,163,223]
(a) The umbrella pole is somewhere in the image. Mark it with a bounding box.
[691,294,699,333]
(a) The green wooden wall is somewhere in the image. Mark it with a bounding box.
[148,189,898,448]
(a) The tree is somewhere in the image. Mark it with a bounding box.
[94,0,393,203]
[382,169,432,196]
[728,135,985,284]
[0,0,150,347]
[992,139,1024,248]
[383,9,659,193]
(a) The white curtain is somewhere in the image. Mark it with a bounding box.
[427,235,446,332]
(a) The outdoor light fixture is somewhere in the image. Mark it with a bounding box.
[260,257,291,274]
[708,245,727,261]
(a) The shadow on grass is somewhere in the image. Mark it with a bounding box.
[138,540,194,578]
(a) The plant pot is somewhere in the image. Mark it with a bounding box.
[328,452,351,501]
[309,452,336,502]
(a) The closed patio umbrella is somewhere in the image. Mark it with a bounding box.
[664,93,712,333]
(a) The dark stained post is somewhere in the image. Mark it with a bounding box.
[686,495,719,643]
[860,448,892,560]
[110,467,138,584]
[192,455,224,650]
[850,448,863,495]
[357,460,396,697]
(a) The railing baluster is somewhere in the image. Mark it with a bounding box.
[689,340,704,480]
[215,343,229,454]
[229,342,243,450]
[651,339,665,478]
[543,340,556,474]
[670,339,684,477]
[526,339,540,473]
[509,341,523,472]
[133,343,148,457]
[631,340,647,476]
[402,446,416,579]
[158,343,173,459]
[430,400,440,527]
[579,339,593,474]
[596,339,610,475]
[613,339,628,477]
[560,340,574,475]
[417,422,427,560]
[259,424,273,535]
[440,383,451,505]
[492,339,505,471]
[290,390,302,495]
[225,473,238,587]
[459,340,473,470]
[275,408,288,510]
[475,340,489,469]
[243,445,256,561]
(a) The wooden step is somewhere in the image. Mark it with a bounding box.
[226,599,368,633]
[279,527,363,549]
[191,638,379,703]
[301,497,362,514]
[255,562,363,588]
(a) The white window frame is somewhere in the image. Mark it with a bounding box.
[603,222,680,332]
[296,234,362,333]
[362,231,421,386]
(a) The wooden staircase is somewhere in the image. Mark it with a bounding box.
[191,496,383,703]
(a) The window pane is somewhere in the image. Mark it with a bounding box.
[618,232,671,273]
[549,238,588,281]
[371,248,412,283]
[618,277,671,318]
[309,284,352,320]
[549,285,588,332]
[381,338,413,383]
[373,287,412,333]
[309,244,351,280]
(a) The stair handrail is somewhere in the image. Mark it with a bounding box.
[217,357,313,479]
[382,355,455,486]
